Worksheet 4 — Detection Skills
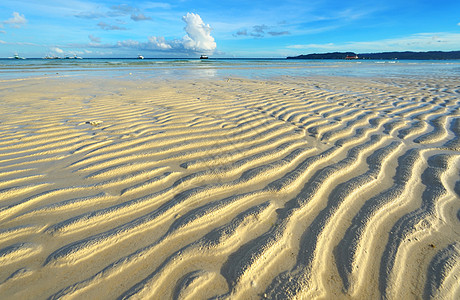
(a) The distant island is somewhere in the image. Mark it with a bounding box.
[287,51,460,60]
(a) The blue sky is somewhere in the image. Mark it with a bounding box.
[1,0,460,58]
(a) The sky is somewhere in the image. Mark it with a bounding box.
[1,0,460,58]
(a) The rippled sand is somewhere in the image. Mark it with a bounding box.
[0,75,459,299]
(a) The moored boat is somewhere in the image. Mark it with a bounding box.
[11,53,25,59]
[345,55,359,60]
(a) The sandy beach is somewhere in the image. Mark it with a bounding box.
[0,74,459,299]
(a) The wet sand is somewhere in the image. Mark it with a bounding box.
[0,75,459,299]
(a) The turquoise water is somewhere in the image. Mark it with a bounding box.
[1,58,459,80]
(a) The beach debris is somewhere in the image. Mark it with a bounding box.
[84,120,103,127]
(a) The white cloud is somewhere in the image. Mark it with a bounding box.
[182,13,216,52]
[51,47,64,54]
[148,36,172,49]
[3,12,27,28]
[87,13,216,55]
[287,33,460,52]
[116,40,140,47]
[0,40,6,44]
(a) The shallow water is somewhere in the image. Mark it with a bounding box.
[0,58,459,80]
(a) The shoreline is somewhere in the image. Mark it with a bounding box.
[1,59,460,82]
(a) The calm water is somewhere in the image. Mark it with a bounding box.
[1,58,459,80]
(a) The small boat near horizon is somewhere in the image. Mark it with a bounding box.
[345,55,359,60]
[65,55,82,59]
[9,53,25,59]
[200,55,208,59]
[137,55,144,59]
[43,55,61,59]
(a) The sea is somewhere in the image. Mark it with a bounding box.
[0,58,459,80]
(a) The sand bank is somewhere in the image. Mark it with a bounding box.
[0,75,459,299]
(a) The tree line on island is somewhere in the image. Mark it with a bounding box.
[287,51,460,60]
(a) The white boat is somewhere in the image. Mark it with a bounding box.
[65,55,82,59]
[44,55,61,59]
[138,55,144,59]
[11,53,25,59]
[200,55,208,59]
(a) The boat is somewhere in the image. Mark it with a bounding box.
[345,55,359,60]
[43,55,61,59]
[11,53,25,59]
[137,55,144,59]
[67,55,82,59]
[200,55,208,59]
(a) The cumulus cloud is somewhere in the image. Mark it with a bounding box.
[88,34,101,43]
[148,36,172,49]
[98,21,126,31]
[182,13,216,52]
[3,12,27,28]
[89,13,216,55]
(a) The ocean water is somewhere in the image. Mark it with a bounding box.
[0,58,459,80]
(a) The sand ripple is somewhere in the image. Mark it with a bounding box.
[0,76,459,299]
